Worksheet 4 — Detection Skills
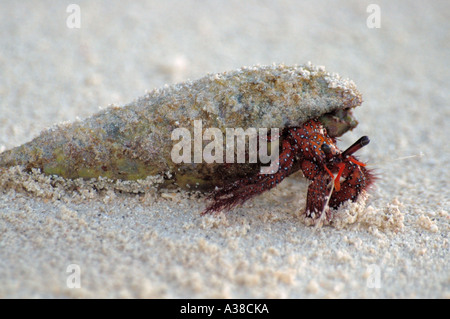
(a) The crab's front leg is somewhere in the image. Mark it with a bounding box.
[328,158,373,209]
[203,138,298,214]
[301,160,332,218]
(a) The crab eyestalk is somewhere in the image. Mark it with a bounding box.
[342,136,370,158]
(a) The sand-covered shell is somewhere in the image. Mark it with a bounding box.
[0,63,362,191]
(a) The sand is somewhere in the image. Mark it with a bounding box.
[0,0,448,298]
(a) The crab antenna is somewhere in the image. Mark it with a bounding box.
[342,136,370,158]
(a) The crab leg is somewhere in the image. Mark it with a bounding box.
[305,172,332,217]
[329,163,372,209]
[203,139,297,214]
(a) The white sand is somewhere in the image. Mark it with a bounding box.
[0,0,448,298]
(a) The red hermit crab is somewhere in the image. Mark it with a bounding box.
[0,64,373,222]
[203,119,374,219]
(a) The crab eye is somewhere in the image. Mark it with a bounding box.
[360,136,370,147]
[321,143,331,154]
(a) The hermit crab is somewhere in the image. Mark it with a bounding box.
[204,119,373,219]
[0,63,373,220]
